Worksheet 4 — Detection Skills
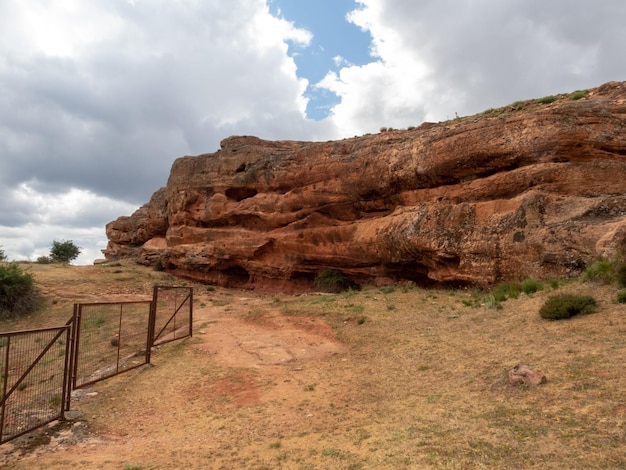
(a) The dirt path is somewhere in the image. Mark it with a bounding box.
[1,293,356,469]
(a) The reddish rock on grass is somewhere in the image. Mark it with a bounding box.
[508,364,546,387]
[104,81,626,291]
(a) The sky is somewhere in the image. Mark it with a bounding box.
[1,0,625,265]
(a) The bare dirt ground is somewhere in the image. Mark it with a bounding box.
[1,262,626,469]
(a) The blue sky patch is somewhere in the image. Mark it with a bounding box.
[269,0,372,120]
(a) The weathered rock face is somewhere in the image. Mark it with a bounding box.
[104,81,626,291]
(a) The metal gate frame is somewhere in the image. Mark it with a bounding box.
[71,301,153,390]
[0,324,72,444]
[0,285,193,444]
[149,286,193,352]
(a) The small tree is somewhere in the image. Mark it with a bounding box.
[50,240,81,263]
[0,246,6,262]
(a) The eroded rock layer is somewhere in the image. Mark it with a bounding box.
[104,81,626,290]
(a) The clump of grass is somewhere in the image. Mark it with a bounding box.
[484,295,502,310]
[493,282,521,302]
[346,303,364,313]
[314,269,359,293]
[521,278,543,294]
[582,259,614,284]
[539,294,597,320]
[617,291,626,304]
[581,258,626,285]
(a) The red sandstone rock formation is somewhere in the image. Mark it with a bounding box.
[104,81,626,291]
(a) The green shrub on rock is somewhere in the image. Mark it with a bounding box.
[539,293,597,320]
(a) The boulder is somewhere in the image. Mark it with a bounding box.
[508,364,546,387]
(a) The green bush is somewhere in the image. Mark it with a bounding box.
[314,269,359,293]
[521,278,543,294]
[0,263,40,319]
[539,293,597,320]
[617,291,626,304]
[50,240,81,263]
[0,246,6,262]
[36,255,53,264]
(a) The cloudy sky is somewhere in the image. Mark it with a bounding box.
[1,0,624,264]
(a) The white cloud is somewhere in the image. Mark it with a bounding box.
[0,184,138,264]
[0,0,335,262]
[319,0,626,133]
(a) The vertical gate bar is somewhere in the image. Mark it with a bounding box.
[59,325,71,419]
[147,286,158,364]
[72,305,83,389]
[0,335,12,443]
[65,305,78,411]
[189,288,193,338]
[116,303,123,373]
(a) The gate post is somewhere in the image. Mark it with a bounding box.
[147,286,158,364]
[63,305,78,412]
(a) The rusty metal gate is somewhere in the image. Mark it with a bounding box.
[71,301,153,389]
[0,285,193,443]
[0,323,72,444]
[150,286,193,349]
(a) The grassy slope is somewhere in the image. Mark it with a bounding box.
[2,262,625,469]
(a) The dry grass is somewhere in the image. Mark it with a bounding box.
[2,263,626,469]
